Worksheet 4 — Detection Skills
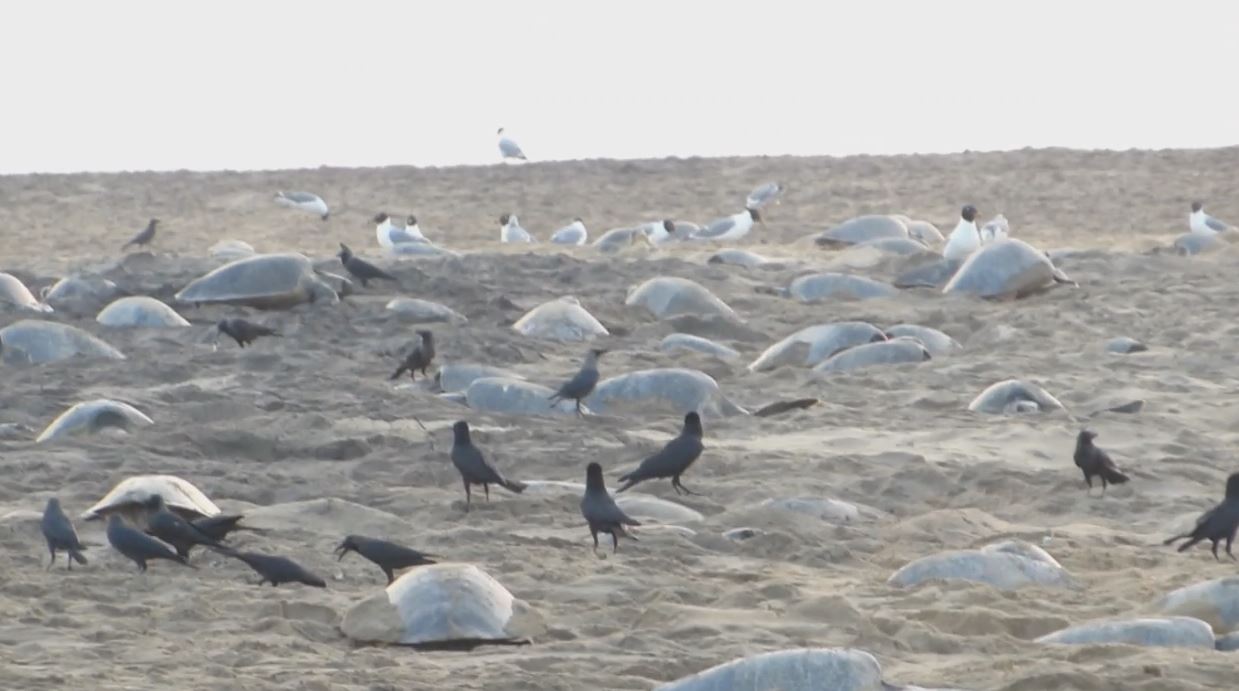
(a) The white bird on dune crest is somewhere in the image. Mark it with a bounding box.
[374,213,428,249]
[500,214,535,243]
[550,218,588,245]
[274,191,329,220]
[1190,201,1232,235]
[980,213,1009,244]
[497,127,527,162]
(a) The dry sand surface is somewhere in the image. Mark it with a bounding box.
[3,148,1239,690]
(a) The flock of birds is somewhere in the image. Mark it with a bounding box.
[35,133,1239,596]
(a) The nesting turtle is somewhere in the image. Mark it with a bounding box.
[779,272,898,302]
[625,276,737,321]
[812,337,931,375]
[968,379,1066,415]
[884,324,962,356]
[464,377,585,416]
[655,648,888,691]
[0,320,125,365]
[943,239,1075,299]
[36,399,154,443]
[511,296,609,342]
[658,333,741,362]
[340,562,544,649]
[813,215,908,247]
[435,364,527,394]
[1037,617,1215,649]
[385,297,467,324]
[748,322,887,371]
[174,252,339,309]
[889,540,1074,591]
[40,275,120,311]
[0,272,52,313]
[587,368,746,417]
[96,296,190,328]
[80,475,220,524]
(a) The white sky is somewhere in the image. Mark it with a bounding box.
[2,0,1237,174]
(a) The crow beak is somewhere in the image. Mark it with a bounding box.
[334,544,348,560]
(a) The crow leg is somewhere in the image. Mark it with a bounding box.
[463,479,471,512]
[672,476,700,496]
[47,548,56,571]
[590,528,599,554]
[483,484,490,502]
[1212,539,1221,561]
[611,530,619,553]
[1229,535,1236,561]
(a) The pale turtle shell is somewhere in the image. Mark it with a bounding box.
[0,319,125,365]
[968,379,1065,415]
[96,296,190,328]
[813,337,931,375]
[340,562,544,648]
[587,368,746,417]
[786,273,897,302]
[748,322,886,372]
[511,296,608,342]
[81,474,220,522]
[0,272,52,313]
[814,215,908,247]
[465,377,585,416]
[655,648,886,691]
[658,333,740,362]
[175,252,338,309]
[889,540,1074,591]
[1037,616,1215,649]
[884,324,962,356]
[36,399,153,443]
[943,238,1072,299]
[385,297,467,324]
[625,276,737,321]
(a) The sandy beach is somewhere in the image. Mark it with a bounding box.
[3,147,1239,690]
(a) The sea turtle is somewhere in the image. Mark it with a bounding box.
[625,277,737,321]
[385,297,467,324]
[748,322,887,371]
[340,562,544,649]
[587,368,746,417]
[40,275,120,311]
[780,272,898,302]
[968,379,1066,415]
[0,320,125,365]
[706,248,774,268]
[814,215,908,248]
[884,325,962,356]
[80,475,220,523]
[174,252,339,309]
[0,272,52,313]
[658,333,741,362]
[511,296,609,342]
[36,399,154,443]
[96,296,190,328]
[1036,617,1215,649]
[813,337,931,375]
[942,239,1075,299]
[654,648,887,691]
[888,540,1074,591]
[465,377,585,416]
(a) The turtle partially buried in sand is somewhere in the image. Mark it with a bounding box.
[174,252,340,309]
[80,475,221,525]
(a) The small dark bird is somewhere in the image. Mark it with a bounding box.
[106,514,194,572]
[121,218,159,250]
[40,497,88,570]
[548,348,606,414]
[390,330,435,382]
[1073,430,1130,495]
[143,495,227,559]
[227,551,326,587]
[1164,472,1239,561]
[337,243,398,287]
[191,514,262,543]
[580,462,641,553]
[335,535,437,584]
[617,412,706,496]
[217,318,280,348]
[450,420,526,511]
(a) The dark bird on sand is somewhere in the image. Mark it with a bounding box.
[191,514,263,543]
[1073,430,1130,495]
[335,535,437,584]
[337,243,398,287]
[143,495,227,559]
[548,348,606,414]
[106,515,194,572]
[121,218,159,250]
[41,497,88,570]
[390,330,435,382]
[1164,472,1239,561]
[450,420,526,511]
[581,462,641,553]
[617,412,706,496]
[227,551,326,587]
[217,318,280,348]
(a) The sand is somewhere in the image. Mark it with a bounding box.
[2,148,1239,690]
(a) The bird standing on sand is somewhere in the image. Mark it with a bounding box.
[338,243,399,287]
[1189,201,1232,235]
[274,191,330,220]
[1073,430,1129,495]
[617,412,706,496]
[580,462,641,554]
[692,208,763,242]
[450,421,526,511]
[1164,472,1239,560]
[106,514,194,572]
[548,348,606,414]
[121,219,159,250]
[497,127,527,161]
[143,495,227,559]
[217,318,280,348]
[41,497,88,570]
[500,214,535,243]
[227,551,326,587]
[550,218,588,245]
[390,330,435,382]
[943,205,981,261]
[335,535,437,584]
